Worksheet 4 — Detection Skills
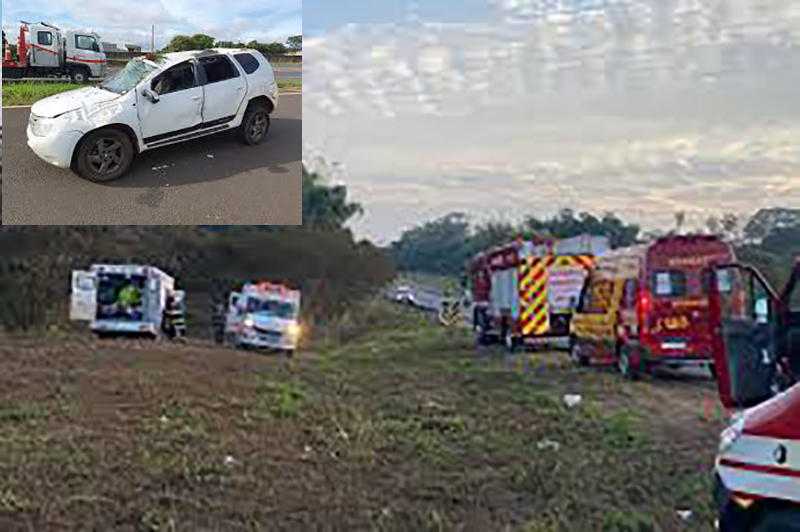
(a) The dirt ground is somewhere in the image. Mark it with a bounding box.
[0,306,728,531]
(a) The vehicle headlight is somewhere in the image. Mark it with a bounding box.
[243,318,254,328]
[718,413,746,454]
[30,115,56,137]
[286,324,301,338]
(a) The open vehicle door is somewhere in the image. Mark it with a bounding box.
[70,270,97,321]
[708,264,780,409]
[709,262,800,409]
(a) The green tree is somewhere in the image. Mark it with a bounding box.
[163,35,194,52]
[190,34,215,50]
[392,214,470,276]
[302,166,363,230]
[287,35,302,51]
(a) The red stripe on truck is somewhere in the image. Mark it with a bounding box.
[67,57,106,64]
[31,44,58,54]
[719,458,800,479]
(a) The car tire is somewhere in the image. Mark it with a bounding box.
[709,362,718,380]
[283,349,294,358]
[74,128,134,182]
[239,105,271,146]
[71,69,89,84]
[617,344,640,380]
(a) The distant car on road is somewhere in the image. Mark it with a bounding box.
[394,285,417,306]
[27,48,279,183]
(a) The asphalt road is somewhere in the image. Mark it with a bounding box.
[1,95,301,224]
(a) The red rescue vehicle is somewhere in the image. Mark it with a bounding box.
[571,234,737,378]
[467,234,607,350]
[709,259,800,531]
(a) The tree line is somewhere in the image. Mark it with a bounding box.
[390,207,800,289]
[163,34,301,54]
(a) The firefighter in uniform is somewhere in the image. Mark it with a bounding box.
[164,294,186,340]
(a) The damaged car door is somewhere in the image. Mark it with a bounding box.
[198,54,247,125]
[136,60,204,148]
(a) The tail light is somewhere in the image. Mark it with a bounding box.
[638,289,651,335]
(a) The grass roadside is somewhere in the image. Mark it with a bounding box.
[0,302,722,531]
[3,80,301,106]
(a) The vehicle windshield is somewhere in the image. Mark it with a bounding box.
[245,297,296,319]
[99,58,158,95]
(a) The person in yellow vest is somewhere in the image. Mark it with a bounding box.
[117,282,142,318]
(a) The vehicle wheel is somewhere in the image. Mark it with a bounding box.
[709,363,718,380]
[239,106,270,146]
[74,128,134,182]
[283,349,294,358]
[569,337,589,367]
[617,344,640,380]
[752,508,800,532]
[71,69,89,84]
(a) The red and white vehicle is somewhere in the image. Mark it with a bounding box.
[570,234,737,378]
[3,22,107,83]
[222,281,302,355]
[467,234,607,350]
[709,260,800,531]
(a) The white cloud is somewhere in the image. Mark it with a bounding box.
[304,2,800,242]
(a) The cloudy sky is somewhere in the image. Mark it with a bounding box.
[2,0,301,50]
[303,0,800,244]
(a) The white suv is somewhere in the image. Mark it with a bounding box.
[27,49,279,182]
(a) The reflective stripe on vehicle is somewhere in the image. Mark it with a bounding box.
[66,57,106,64]
[717,433,800,503]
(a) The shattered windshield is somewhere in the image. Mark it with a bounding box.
[99,58,158,95]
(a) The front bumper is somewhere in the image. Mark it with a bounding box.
[92,320,158,335]
[237,328,297,350]
[27,124,82,168]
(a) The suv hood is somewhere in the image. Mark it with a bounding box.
[31,87,120,118]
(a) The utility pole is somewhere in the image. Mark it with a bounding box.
[151,24,155,52]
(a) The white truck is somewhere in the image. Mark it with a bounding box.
[3,21,107,83]
[219,281,301,355]
[70,264,184,337]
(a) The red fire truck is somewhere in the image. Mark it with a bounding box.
[709,259,800,531]
[467,234,607,350]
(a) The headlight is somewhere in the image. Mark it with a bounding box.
[718,413,746,454]
[30,115,56,137]
[243,318,254,328]
[287,324,301,338]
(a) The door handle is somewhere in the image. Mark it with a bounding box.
[235,87,243,91]
[192,96,201,100]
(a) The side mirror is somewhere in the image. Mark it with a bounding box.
[142,88,160,103]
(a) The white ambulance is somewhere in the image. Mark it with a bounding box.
[223,281,301,355]
[70,264,184,337]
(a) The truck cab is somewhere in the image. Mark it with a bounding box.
[4,22,106,82]
[223,282,301,355]
[709,260,800,531]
